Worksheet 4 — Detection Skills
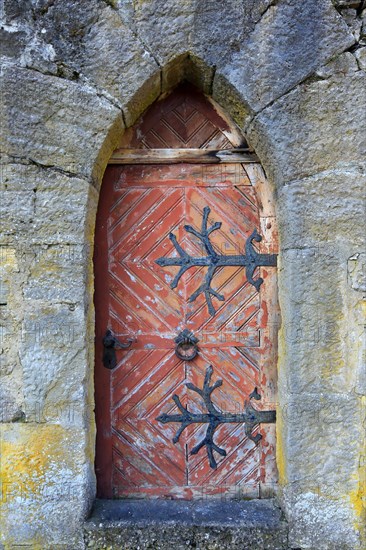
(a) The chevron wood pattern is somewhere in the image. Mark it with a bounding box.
[118,83,247,150]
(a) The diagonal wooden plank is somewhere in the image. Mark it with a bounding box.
[110,189,184,259]
[112,428,184,486]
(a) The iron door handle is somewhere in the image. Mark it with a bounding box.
[102,329,134,370]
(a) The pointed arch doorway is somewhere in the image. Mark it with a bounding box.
[94,84,279,499]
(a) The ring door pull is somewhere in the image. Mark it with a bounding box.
[174,329,199,361]
[102,329,134,370]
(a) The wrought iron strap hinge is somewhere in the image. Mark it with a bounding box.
[156,366,276,469]
[156,206,277,316]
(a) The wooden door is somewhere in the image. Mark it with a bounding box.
[94,87,278,499]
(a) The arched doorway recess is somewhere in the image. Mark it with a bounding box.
[94,84,279,499]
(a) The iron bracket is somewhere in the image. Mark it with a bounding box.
[156,206,277,316]
[157,365,276,469]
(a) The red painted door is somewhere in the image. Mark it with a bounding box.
[95,161,278,499]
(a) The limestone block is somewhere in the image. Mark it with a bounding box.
[314,50,359,78]
[0,28,28,59]
[354,305,366,396]
[0,163,98,243]
[22,244,87,302]
[354,46,366,69]
[0,188,35,236]
[247,58,366,185]
[0,246,22,324]
[281,393,362,486]
[0,66,123,181]
[348,252,366,291]
[0,162,36,236]
[0,0,33,23]
[1,323,20,362]
[118,0,275,100]
[0,250,17,327]
[20,34,58,75]
[32,177,92,244]
[0,377,23,423]
[279,392,364,548]
[283,488,362,549]
[3,162,99,244]
[32,0,100,65]
[19,302,92,428]
[128,0,193,66]
[213,0,354,123]
[190,0,274,66]
[80,7,160,127]
[0,423,94,548]
[0,246,26,419]
[0,378,23,422]
[277,165,366,249]
[278,247,362,394]
[1,0,101,73]
[211,77,252,130]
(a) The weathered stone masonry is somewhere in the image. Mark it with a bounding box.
[0,0,365,548]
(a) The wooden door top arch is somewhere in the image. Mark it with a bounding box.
[117,82,246,150]
[110,83,260,165]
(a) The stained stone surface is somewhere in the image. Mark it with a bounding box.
[277,165,366,249]
[80,6,161,126]
[0,66,123,181]
[283,489,362,550]
[348,252,366,292]
[213,0,355,120]
[354,46,366,69]
[84,499,288,550]
[0,423,93,549]
[0,0,365,548]
[246,54,366,185]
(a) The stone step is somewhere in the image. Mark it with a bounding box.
[84,498,288,549]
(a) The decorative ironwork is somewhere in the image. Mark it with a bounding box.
[156,206,277,316]
[102,329,134,369]
[156,366,276,469]
[174,329,199,361]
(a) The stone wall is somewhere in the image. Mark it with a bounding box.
[0,0,365,548]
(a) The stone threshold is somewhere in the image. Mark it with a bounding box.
[84,498,288,549]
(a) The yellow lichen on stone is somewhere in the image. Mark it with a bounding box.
[349,484,364,520]
[0,247,17,269]
[0,247,18,304]
[348,396,366,540]
[0,424,87,548]
[276,323,287,486]
[0,424,75,503]
[275,405,287,486]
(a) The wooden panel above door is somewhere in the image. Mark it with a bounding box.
[116,82,248,151]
